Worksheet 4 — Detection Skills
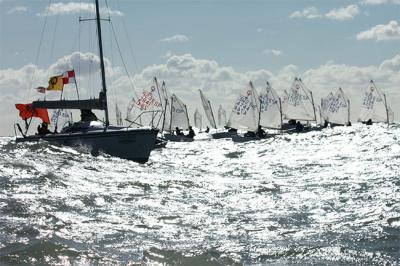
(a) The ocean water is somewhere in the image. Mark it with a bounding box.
[0,124,399,265]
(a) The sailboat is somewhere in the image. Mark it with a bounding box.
[217,105,227,127]
[281,77,318,132]
[324,88,351,127]
[199,89,217,129]
[194,108,202,130]
[259,81,283,130]
[14,0,158,163]
[162,93,194,142]
[227,81,263,142]
[358,80,394,125]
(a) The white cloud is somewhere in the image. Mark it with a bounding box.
[160,34,189,43]
[6,5,28,15]
[325,4,360,21]
[356,20,400,41]
[262,49,283,56]
[361,0,400,5]
[289,7,321,19]
[1,53,400,135]
[37,2,124,17]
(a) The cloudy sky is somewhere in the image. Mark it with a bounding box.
[0,0,399,135]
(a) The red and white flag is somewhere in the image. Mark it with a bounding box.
[62,70,76,84]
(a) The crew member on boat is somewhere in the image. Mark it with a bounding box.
[186,126,195,139]
[175,127,184,136]
[257,125,266,138]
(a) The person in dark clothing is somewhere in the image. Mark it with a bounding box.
[365,119,372,125]
[289,119,297,125]
[323,120,329,128]
[37,122,51,135]
[256,125,266,138]
[186,126,195,138]
[295,121,304,132]
[175,127,184,136]
[80,109,98,122]
[205,126,210,133]
[346,121,352,126]
[228,127,237,133]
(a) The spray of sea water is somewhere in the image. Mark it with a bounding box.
[0,124,399,265]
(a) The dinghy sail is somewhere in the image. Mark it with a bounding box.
[217,105,227,127]
[227,82,259,132]
[199,89,217,128]
[359,80,393,125]
[259,82,283,129]
[325,88,350,126]
[282,78,317,122]
[194,108,202,130]
[126,77,163,129]
[170,94,190,131]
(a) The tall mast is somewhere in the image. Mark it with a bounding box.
[95,0,109,126]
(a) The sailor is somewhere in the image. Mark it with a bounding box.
[346,121,352,126]
[365,119,372,125]
[295,121,304,132]
[175,127,184,136]
[257,125,266,138]
[205,126,210,133]
[80,109,98,122]
[37,122,51,135]
[288,119,296,125]
[186,126,195,139]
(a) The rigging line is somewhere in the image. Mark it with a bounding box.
[29,0,53,95]
[49,13,60,64]
[110,20,138,101]
[115,0,140,73]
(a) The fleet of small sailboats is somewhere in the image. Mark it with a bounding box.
[11,1,396,161]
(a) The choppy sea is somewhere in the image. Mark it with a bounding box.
[0,124,399,265]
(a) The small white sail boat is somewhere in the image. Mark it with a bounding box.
[126,77,164,129]
[194,108,202,130]
[325,88,351,126]
[320,92,335,125]
[199,89,217,129]
[259,81,283,130]
[163,93,194,142]
[358,80,394,125]
[217,105,227,127]
[281,77,318,132]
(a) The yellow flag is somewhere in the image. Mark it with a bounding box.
[47,75,64,91]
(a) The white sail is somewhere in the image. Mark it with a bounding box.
[359,80,392,124]
[217,105,227,127]
[227,82,259,132]
[194,108,202,129]
[126,78,163,128]
[159,81,171,131]
[283,78,316,121]
[259,82,282,128]
[321,92,335,122]
[326,88,350,125]
[115,104,123,126]
[199,89,217,128]
[50,109,72,131]
[170,94,190,130]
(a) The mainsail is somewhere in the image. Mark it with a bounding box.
[320,92,335,122]
[227,82,259,132]
[359,80,392,124]
[282,78,316,122]
[259,82,282,129]
[326,88,350,125]
[194,108,202,129]
[217,105,226,127]
[199,89,217,128]
[170,94,190,130]
[126,78,163,128]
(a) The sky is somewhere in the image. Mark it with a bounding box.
[0,0,399,135]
